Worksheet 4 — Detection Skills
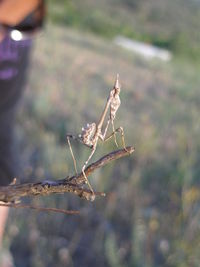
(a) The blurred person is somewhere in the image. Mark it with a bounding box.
[0,0,45,266]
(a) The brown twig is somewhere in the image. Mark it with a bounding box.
[0,146,134,205]
[0,203,79,215]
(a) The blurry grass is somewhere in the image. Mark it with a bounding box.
[4,23,200,267]
[47,0,200,62]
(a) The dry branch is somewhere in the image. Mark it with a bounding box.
[0,146,134,204]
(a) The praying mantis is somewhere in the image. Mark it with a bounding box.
[66,74,127,197]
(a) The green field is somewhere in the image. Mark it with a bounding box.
[4,1,200,266]
[48,0,200,61]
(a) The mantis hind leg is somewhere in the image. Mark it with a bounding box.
[99,119,127,149]
[111,119,119,147]
[82,147,96,198]
[66,135,79,175]
[103,126,127,151]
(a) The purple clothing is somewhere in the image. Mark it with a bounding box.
[0,35,31,80]
[0,35,32,185]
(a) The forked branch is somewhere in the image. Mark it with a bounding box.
[0,146,134,205]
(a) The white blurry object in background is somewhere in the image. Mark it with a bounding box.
[114,35,172,62]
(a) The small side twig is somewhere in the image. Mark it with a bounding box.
[0,203,79,215]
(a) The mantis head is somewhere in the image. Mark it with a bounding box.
[111,74,121,97]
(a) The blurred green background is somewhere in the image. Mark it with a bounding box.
[4,0,200,266]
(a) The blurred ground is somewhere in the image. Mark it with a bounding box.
[3,3,200,267]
